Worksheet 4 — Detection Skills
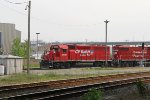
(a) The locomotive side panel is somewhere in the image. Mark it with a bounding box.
[69,45,111,61]
[113,46,146,61]
[93,46,111,60]
[146,47,150,60]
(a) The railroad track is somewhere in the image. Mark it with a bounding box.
[0,71,150,99]
[1,77,150,100]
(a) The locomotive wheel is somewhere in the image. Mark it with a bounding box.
[65,63,71,68]
[53,63,61,69]
[93,62,101,67]
[59,63,65,69]
[53,63,57,69]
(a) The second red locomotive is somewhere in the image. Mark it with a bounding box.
[113,45,150,67]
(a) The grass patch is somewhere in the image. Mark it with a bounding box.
[0,73,100,86]
[23,63,40,69]
[0,73,58,86]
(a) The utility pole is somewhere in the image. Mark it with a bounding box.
[27,1,31,74]
[104,20,109,67]
[36,33,40,59]
[141,42,144,67]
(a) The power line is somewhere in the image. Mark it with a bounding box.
[0,1,102,27]
[3,0,27,4]
[0,2,27,16]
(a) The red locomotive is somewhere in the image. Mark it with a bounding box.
[40,44,150,68]
[40,44,111,69]
[112,45,150,66]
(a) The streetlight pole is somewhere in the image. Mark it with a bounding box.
[27,1,31,74]
[36,33,40,59]
[104,20,109,67]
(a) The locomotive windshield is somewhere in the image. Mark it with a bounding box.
[50,45,59,52]
[68,45,75,49]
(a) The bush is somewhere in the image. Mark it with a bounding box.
[136,79,147,97]
[82,88,103,100]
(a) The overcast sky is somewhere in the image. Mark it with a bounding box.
[0,0,150,42]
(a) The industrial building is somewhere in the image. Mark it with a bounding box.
[0,23,21,54]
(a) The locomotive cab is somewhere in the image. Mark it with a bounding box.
[40,44,69,69]
[51,45,68,61]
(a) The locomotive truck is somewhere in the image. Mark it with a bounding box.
[40,44,150,69]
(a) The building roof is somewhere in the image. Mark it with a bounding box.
[0,55,23,59]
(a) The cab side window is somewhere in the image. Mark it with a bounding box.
[62,49,67,53]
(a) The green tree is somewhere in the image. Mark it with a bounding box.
[0,48,3,55]
[11,38,28,57]
[21,40,28,58]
